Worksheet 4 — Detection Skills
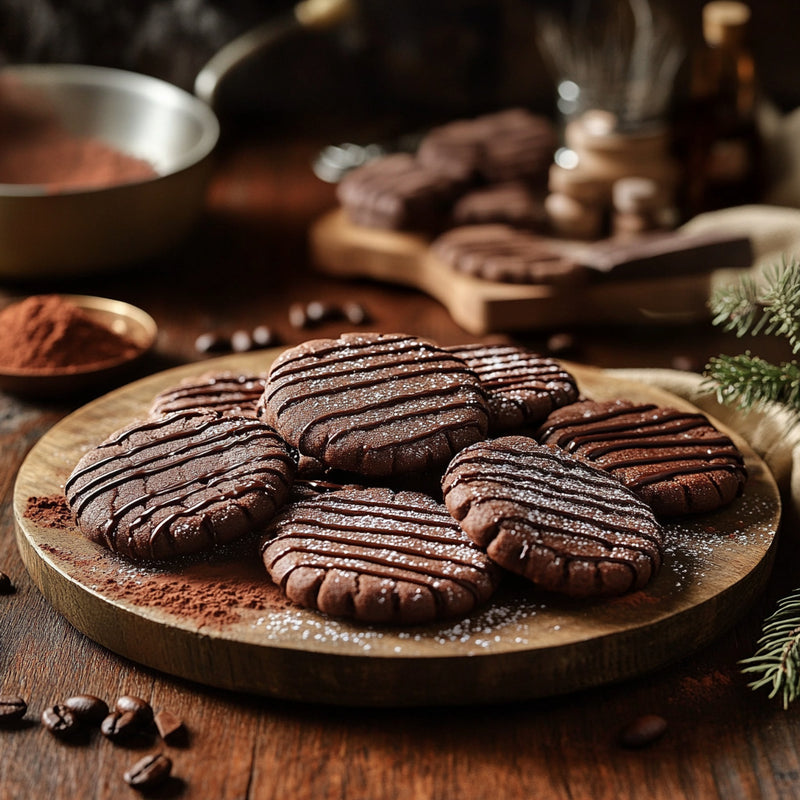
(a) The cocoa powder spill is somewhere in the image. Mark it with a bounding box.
[0,78,157,192]
[24,494,75,528]
[38,540,286,628]
[0,295,140,371]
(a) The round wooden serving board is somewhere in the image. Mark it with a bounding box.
[14,350,781,706]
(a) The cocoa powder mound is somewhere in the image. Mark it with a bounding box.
[24,494,75,528]
[0,295,140,371]
[0,79,157,192]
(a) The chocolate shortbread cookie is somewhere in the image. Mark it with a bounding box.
[451,181,548,230]
[336,152,462,231]
[430,224,584,285]
[535,399,748,516]
[417,108,557,184]
[260,332,490,477]
[65,409,296,560]
[261,487,500,624]
[442,436,664,598]
[444,343,579,431]
[149,372,267,418]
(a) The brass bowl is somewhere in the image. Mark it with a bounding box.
[0,64,219,278]
[0,295,158,397]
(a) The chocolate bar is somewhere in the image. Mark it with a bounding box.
[575,231,753,279]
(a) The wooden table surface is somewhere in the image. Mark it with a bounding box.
[2,133,800,800]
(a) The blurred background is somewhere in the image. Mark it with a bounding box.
[0,0,797,136]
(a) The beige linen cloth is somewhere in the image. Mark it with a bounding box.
[608,200,800,518]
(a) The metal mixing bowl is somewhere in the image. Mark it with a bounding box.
[0,64,220,279]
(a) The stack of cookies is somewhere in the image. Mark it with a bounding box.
[65,333,748,627]
[337,107,557,236]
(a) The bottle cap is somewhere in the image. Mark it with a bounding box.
[703,2,751,46]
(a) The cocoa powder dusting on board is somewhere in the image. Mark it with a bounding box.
[24,494,75,528]
[39,541,285,628]
[0,295,140,371]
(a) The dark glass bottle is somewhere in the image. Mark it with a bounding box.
[686,1,761,213]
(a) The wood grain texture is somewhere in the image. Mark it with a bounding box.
[309,209,714,334]
[13,352,780,706]
[3,137,800,800]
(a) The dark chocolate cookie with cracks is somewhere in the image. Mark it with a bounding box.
[444,342,579,431]
[442,436,664,598]
[261,487,500,624]
[535,399,748,516]
[149,371,267,418]
[65,409,296,560]
[260,332,490,477]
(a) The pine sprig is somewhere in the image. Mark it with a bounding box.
[740,588,800,709]
[708,258,800,353]
[705,352,800,415]
[705,257,800,706]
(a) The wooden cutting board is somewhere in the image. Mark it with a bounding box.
[13,350,780,706]
[309,209,719,334]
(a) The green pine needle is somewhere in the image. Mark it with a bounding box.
[740,588,800,709]
[708,258,800,354]
[704,352,800,416]
[706,257,800,706]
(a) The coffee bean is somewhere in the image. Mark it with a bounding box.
[617,713,668,749]
[251,325,278,348]
[154,709,186,744]
[101,710,142,741]
[0,570,14,595]
[115,695,154,725]
[545,332,580,358]
[64,694,109,725]
[0,695,27,723]
[342,301,369,325]
[305,300,338,323]
[194,331,229,355]
[230,329,253,353]
[41,704,79,738]
[123,752,172,791]
[288,302,309,329]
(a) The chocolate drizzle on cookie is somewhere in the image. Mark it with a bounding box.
[536,400,747,516]
[444,342,579,431]
[442,436,664,598]
[262,333,490,476]
[66,410,296,560]
[149,372,267,418]
[261,488,499,624]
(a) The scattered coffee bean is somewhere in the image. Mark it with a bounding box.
[0,570,14,595]
[115,695,154,725]
[154,709,186,744]
[230,329,253,353]
[0,695,27,724]
[342,301,369,325]
[194,331,229,355]
[306,300,339,324]
[64,694,109,725]
[545,332,581,358]
[123,752,172,791]
[617,713,668,749]
[288,299,372,330]
[288,302,309,329]
[41,704,79,738]
[101,710,142,742]
[251,325,278,348]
